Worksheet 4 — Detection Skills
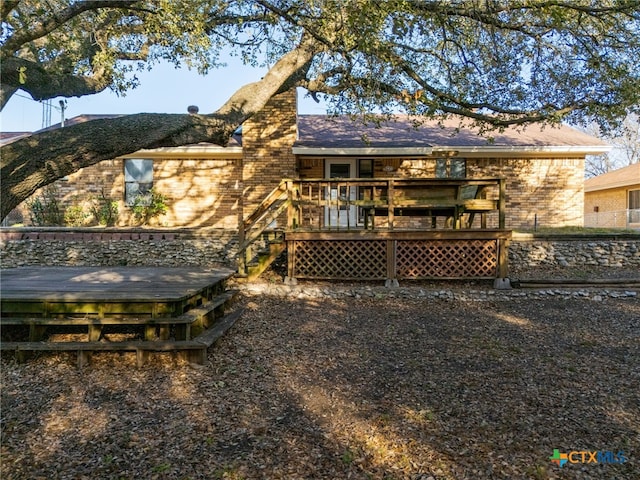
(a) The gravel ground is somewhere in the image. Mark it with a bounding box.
[1,276,639,480]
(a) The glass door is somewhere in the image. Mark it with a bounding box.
[325,159,357,227]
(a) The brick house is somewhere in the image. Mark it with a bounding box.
[584,163,640,229]
[9,89,609,229]
[5,89,611,282]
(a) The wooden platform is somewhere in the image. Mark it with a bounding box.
[0,266,239,366]
[1,266,232,302]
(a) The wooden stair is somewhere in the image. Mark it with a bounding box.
[241,230,286,281]
[237,181,291,279]
[0,290,241,367]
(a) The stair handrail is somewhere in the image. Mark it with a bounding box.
[237,180,291,276]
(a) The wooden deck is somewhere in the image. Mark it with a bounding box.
[0,266,239,366]
[0,266,232,302]
[238,177,508,279]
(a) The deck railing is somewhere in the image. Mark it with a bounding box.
[238,177,508,281]
[286,177,505,231]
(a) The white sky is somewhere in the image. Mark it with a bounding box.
[1,58,328,133]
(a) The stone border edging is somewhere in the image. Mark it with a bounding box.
[238,282,638,302]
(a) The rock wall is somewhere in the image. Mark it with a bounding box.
[0,229,238,268]
[509,233,640,269]
[2,229,639,274]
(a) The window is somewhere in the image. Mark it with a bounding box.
[435,158,466,178]
[124,159,153,205]
[358,159,374,178]
[630,189,640,210]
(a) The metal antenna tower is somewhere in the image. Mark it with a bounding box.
[41,99,53,128]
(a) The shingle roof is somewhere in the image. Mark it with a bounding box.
[294,115,609,154]
[3,114,241,148]
[36,114,125,132]
[584,163,640,192]
[0,132,31,146]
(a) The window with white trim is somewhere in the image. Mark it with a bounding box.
[124,159,153,205]
[629,189,640,210]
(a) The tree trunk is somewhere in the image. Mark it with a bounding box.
[0,37,320,220]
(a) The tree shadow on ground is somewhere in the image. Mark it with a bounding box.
[1,294,638,479]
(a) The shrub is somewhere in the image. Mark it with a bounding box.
[64,203,89,227]
[131,189,168,225]
[90,190,119,226]
[26,186,64,226]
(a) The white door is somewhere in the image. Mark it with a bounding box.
[325,159,358,227]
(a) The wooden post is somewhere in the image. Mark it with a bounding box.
[498,178,506,229]
[29,324,46,341]
[385,239,399,287]
[284,239,298,285]
[136,348,149,368]
[88,324,102,342]
[144,325,157,341]
[498,237,509,278]
[493,235,512,289]
[237,176,246,276]
[388,180,395,230]
[77,351,91,369]
[286,180,294,229]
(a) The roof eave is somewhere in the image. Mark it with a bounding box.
[120,145,244,159]
[292,146,433,156]
[432,145,613,158]
[293,145,611,158]
[585,180,640,193]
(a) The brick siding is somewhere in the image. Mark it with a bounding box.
[241,90,298,221]
[8,91,586,232]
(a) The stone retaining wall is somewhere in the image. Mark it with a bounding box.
[1,228,639,273]
[0,228,238,268]
[509,233,640,269]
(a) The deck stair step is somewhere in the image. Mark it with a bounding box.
[0,290,241,367]
[244,241,286,281]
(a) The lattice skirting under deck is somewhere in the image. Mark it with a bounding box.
[288,237,502,280]
[290,240,387,279]
[396,240,497,278]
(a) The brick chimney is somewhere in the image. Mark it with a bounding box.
[241,89,298,217]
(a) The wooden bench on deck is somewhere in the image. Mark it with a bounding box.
[363,182,498,229]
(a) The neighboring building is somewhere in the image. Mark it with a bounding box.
[5,89,610,230]
[584,163,640,229]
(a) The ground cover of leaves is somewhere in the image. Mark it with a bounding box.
[1,289,639,480]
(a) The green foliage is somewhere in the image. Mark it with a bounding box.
[341,448,355,465]
[3,1,639,132]
[26,186,64,226]
[131,189,168,225]
[90,190,119,226]
[63,202,89,227]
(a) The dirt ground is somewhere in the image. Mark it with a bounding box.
[1,280,639,480]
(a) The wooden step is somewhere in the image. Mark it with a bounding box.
[0,290,238,326]
[0,309,243,367]
[1,290,241,366]
[245,243,286,281]
[193,309,242,348]
[0,290,239,341]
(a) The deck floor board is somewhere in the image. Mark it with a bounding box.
[1,266,235,303]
